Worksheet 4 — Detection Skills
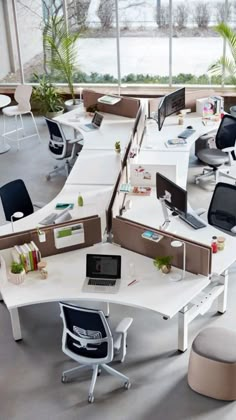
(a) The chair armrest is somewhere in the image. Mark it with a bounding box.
[221,146,236,153]
[68,138,83,144]
[115,317,133,334]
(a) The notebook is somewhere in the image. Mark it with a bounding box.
[82,254,121,294]
[79,112,104,132]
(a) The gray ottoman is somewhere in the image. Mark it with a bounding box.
[188,327,236,401]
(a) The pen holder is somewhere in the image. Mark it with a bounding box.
[38,231,46,243]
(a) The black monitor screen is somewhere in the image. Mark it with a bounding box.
[86,254,121,279]
[158,88,185,131]
[156,172,187,215]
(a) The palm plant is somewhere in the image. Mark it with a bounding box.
[208,22,236,84]
[44,17,80,105]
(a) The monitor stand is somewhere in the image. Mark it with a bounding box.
[160,197,170,230]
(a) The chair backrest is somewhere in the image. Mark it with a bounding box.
[45,118,68,159]
[59,302,114,364]
[14,85,32,112]
[0,179,34,222]
[208,182,236,233]
[216,114,236,152]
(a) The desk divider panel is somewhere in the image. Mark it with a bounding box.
[83,89,140,118]
[0,216,101,257]
[112,217,212,276]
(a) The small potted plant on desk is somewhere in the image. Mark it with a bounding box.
[8,261,25,285]
[153,256,173,274]
[115,141,121,154]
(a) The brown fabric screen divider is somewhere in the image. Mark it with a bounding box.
[112,217,212,276]
[0,216,101,257]
[83,89,140,118]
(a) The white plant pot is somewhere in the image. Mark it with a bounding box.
[8,269,25,285]
[65,99,83,112]
[38,232,46,243]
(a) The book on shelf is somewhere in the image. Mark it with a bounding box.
[128,186,151,196]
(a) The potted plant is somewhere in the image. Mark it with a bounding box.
[115,141,121,153]
[153,256,173,274]
[32,73,64,118]
[44,17,81,111]
[8,261,25,285]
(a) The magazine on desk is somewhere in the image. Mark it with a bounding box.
[128,186,151,196]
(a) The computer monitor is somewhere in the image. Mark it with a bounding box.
[156,172,187,215]
[157,88,185,131]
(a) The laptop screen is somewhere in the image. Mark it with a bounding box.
[86,254,121,279]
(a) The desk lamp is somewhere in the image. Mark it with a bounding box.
[11,212,24,233]
[170,240,186,281]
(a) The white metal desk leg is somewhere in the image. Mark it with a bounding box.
[9,308,22,341]
[178,306,189,352]
[217,269,228,314]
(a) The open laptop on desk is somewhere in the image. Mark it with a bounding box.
[156,172,207,230]
[79,112,104,132]
[83,254,121,294]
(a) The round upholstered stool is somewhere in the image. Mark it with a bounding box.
[188,327,236,401]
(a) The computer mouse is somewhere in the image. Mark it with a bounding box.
[231,226,236,234]
[187,125,193,129]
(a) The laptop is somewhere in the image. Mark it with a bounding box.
[83,254,121,294]
[79,111,104,132]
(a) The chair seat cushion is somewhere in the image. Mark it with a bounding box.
[197,149,229,166]
[192,327,236,363]
[2,105,29,116]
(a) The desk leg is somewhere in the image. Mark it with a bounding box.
[217,269,228,314]
[0,292,3,301]
[178,306,189,352]
[9,308,22,341]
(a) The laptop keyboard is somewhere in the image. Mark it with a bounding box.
[88,279,116,286]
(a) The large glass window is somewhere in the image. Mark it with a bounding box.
[0,0,234,87]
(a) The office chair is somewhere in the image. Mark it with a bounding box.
[208,182,236,235]
[195,114,236,185]
[45,118,83,180]
[2,85,41,150]
[59,302,133,403]
[0,179,42,222]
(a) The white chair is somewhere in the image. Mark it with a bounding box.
[59,302,133,403]
[2,85,41,150]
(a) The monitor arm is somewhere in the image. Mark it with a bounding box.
[160,196,170,230]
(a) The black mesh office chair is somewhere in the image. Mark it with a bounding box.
[195,114,236,184]
[59,302,133,403]
[0,179,34,221]
[45,118,83,180]
[208,182,236,235]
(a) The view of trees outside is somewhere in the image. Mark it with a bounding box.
[0,0,235,86]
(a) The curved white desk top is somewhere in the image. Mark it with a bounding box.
[0,108,134,236]
[0,243,209,319]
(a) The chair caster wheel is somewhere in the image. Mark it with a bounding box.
[88,394,94,403]
[124,381,131,390]
[97,368,102,376]
[61,375,67,383]
[46,175,51,181]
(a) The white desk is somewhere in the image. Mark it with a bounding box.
[0,242,210,352]
[66,150,122,186]
[54,107,134,151]
[0,94,11,154]
[0,184,113,236]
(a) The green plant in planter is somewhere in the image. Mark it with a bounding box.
[11,261,24,274]
[115,141,121,153]
[153,256,173,274]
[86,104,98,113]
[32,73,63,116]
[44,17,80,105]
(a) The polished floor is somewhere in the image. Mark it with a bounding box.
[0,115,236,420]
